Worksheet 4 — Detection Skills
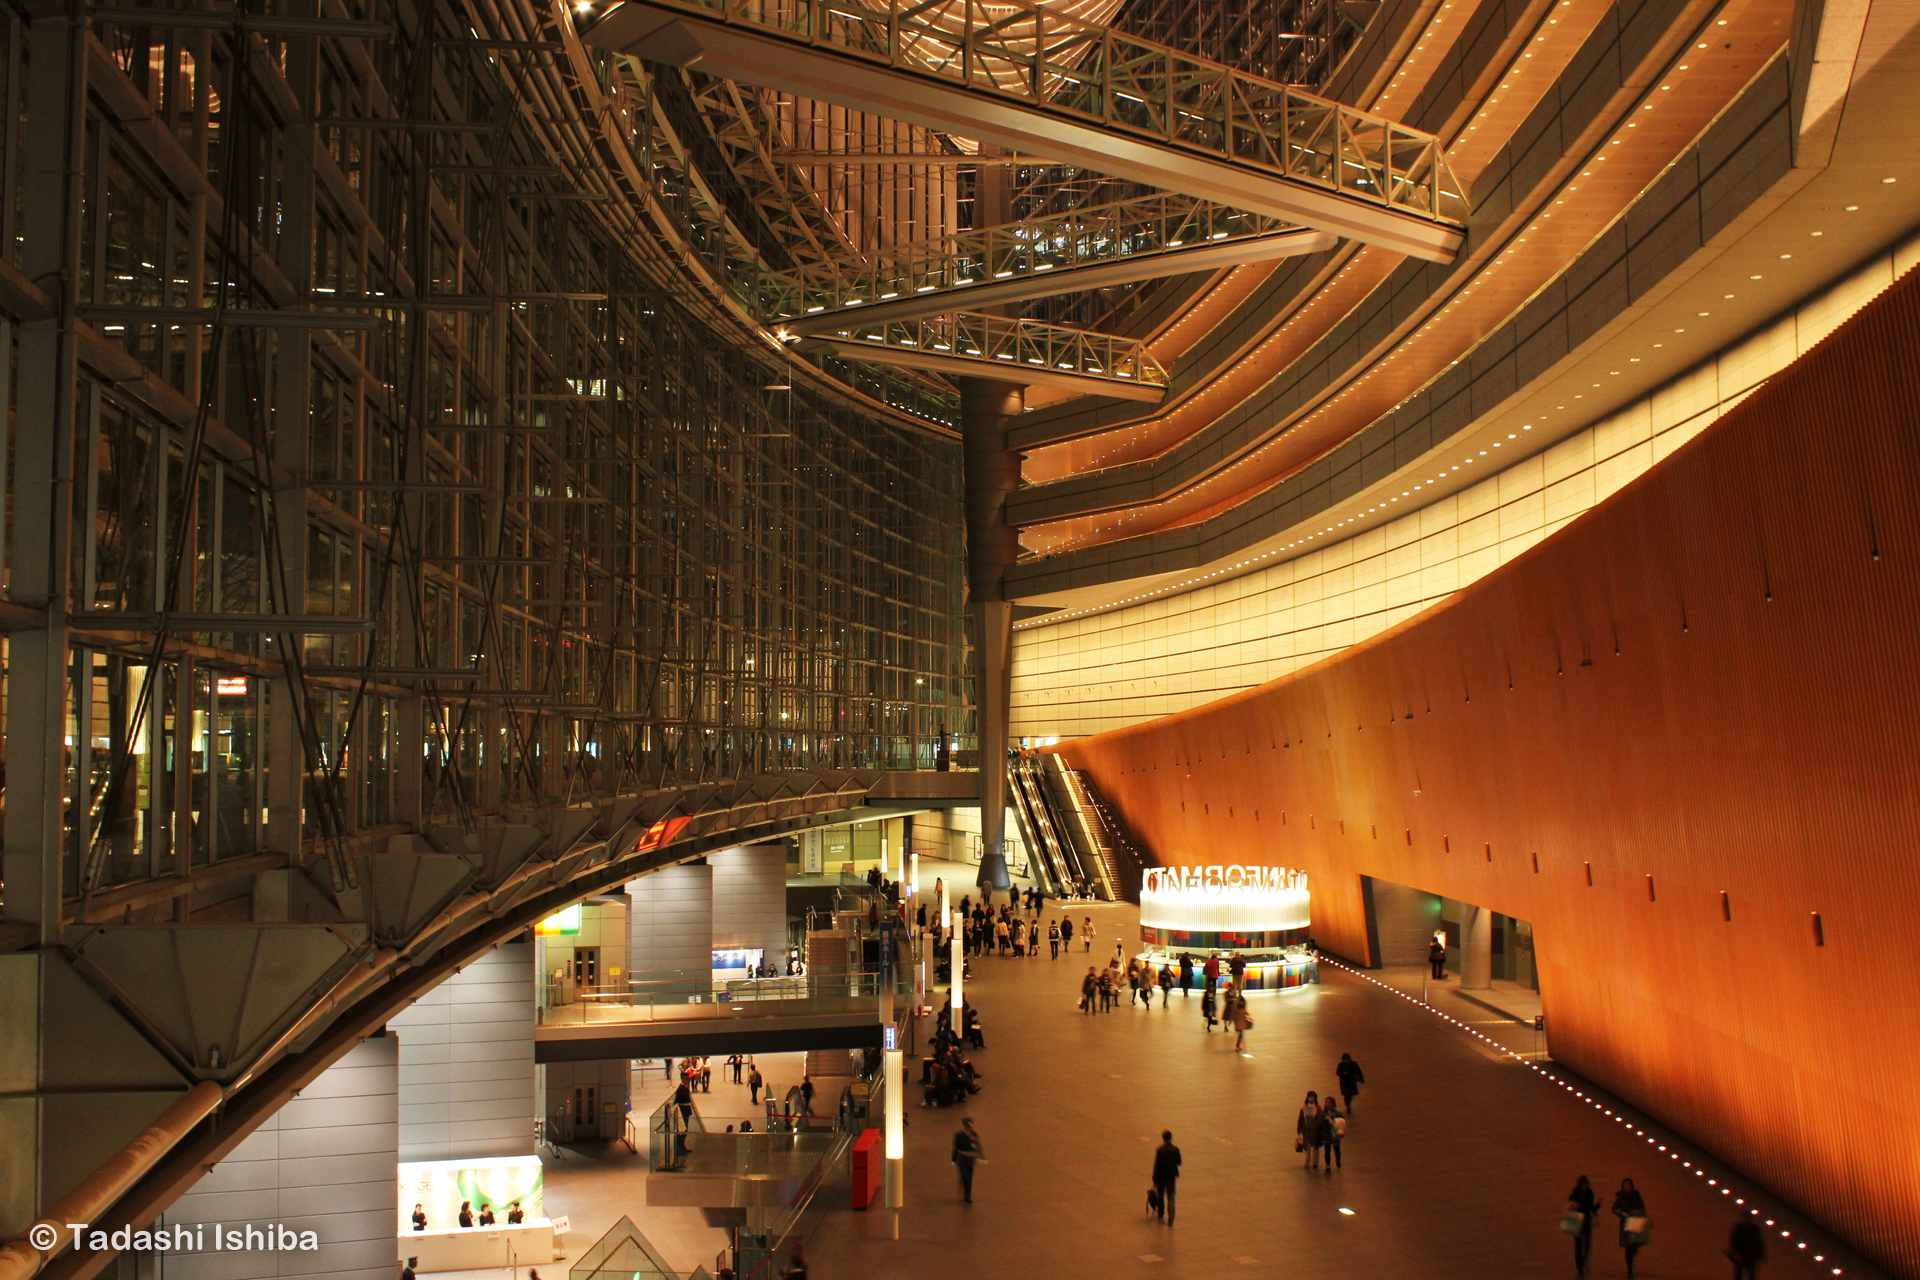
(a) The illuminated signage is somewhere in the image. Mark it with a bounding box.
[1139,865,1310,934]
[215,676,250,696]
[1141,865,1307,897]
[534,904,581,936]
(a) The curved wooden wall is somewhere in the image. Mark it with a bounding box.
[1054,264,1920,1278]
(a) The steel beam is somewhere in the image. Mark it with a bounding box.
[591,7,1466,261]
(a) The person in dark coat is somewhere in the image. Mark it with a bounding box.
[1151,1130,1182,1224]
[410,1205,427,1232]
[952,1117,983,1202]
[458,1201,474,1228]
[1612,1178,1648,1278]
[1178,953,1194,996]
[1728,1216,1765,1279]
[1429,938,1448,979]
[1200,983,1217,1031]
[1567,1176,1599,1275]
[1336,1053,1365,1111]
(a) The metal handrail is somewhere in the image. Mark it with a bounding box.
[611,0,1468,228]
[743,193,1314,322]
[810,311,1168,389]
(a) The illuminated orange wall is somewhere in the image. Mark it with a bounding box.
[1054,266,1920,1278]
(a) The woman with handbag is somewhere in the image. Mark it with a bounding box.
[1612,1178,1649,1277]
[1564,1175,1599,1275]
[1295,1092,1321,1168]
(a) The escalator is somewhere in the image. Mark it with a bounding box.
[1041,755,1150,903]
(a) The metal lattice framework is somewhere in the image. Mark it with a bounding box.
[804,312,1170,397]
[593,0,1467,236]
[744,192,1334,326]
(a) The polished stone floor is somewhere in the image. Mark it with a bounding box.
[804,900,1854,1280]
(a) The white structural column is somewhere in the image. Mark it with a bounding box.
[1461,903,1494,990]
[711,845,789,968]
[387,941,536,1161]
[628,860,715,989]
[160,1036,399,1280]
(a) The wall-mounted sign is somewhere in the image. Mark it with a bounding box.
[1141,865,1307,897]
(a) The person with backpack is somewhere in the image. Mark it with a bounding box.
[1048,919,1060,959]
[1150,1130,1182,1225]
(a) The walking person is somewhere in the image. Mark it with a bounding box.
[1429,936,1447,980]
[749,1065,764,1105]
[1048,919,1060,959]
[1200,982,1217,1032]
[1202,952,1221,992]
[1318,1095,1344,1169]
[1080,966,1098,1014]
[1567,1175,1600,1276]
[1229,988,1252,1051]
[1178,953,1193,997]
[1061,916,1074,951]
[1158,963,1174,1007]
[1083,916,1093,951]
[1151,1130,1182,1225]
[1296,1092,1321,1168]
[1336,1053,1365,1112]
[1127,957,1144,1006]
[1612,1178,1649,1278]
[1728,1216,1765,1279]
[952,1117,983,1203]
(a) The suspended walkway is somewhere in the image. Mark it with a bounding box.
[590,0,1467,261]
[752,195,1337,333]
[798,312,1169,400]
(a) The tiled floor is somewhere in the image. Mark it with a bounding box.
[800,900,1859,1280]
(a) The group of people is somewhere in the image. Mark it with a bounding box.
[1565,1177,1650,1277]
[950,895,1094,962]
[923,1000,986,1106]
[407,1199,526,1232]
[1075,949,1261,1049]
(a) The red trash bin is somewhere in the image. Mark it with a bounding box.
[850,1128,883,1209]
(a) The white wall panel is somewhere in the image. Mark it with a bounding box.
[387,941,535,1162]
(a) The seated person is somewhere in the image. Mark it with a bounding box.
[922,1062,949,1107]
[477,1205,496,1226]
[506,1202,524,1225]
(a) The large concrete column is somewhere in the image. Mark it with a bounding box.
[712,844,790,968]
[1461,902,1494,990]
[628,860,715,990]
[387,939,537,1161]
[961,377,1023,896]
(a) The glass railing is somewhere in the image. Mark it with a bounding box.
[537,965,910,1026]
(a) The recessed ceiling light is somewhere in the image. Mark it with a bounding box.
[1845,205,1859,211]
[1883,177,1899,184]
[1780,253,1793,259]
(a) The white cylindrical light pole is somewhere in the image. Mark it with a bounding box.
[884,1039,904,1214]
[950,921,964,1012]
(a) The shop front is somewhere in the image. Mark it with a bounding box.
[1136,864,1317,991]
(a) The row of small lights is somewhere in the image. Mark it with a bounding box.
[1022,22,1811,619]
[1318,956,1846,1276]
[1027,249,1385,543]
[1038,7,1742,558]
[1015,423,1534,631]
